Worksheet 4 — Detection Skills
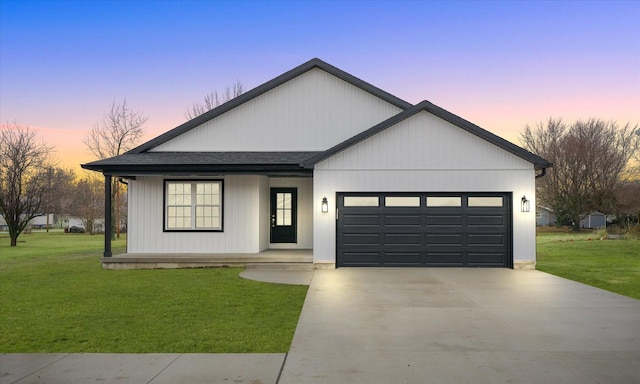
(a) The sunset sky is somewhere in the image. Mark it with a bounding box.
[1,0,639,175]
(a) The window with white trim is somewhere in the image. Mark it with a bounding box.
[165,180,222,231]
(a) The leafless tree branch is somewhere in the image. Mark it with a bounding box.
[185,80,244,120]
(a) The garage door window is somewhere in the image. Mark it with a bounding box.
[468,197,503,207]
[385,196,420,207]
[344,196,379,207]
[426,196,461,207]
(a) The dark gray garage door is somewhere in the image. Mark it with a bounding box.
[337,193,512,268]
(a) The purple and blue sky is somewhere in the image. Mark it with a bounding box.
[1,0,639,173]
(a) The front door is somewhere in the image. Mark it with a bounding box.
[270,188,297,243]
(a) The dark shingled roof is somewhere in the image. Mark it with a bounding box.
[82,152,321,175]
[302,100,553,169]
[81,59,552,175]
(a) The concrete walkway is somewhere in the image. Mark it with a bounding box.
[0,353,285,384]
[2,269,640,383]
[239,269,314,285]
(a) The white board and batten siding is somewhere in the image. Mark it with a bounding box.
[313,111,537,266]
[150,68,404,152]
[128,175,263,253]
[127,175,313,254]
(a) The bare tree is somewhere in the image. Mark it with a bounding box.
[521,118,639,231]
[185,80,244,120]
[0,122,55,246]
[85,99,148,159]
[71,175,104,235]
[615,181,640,226]
[84,99,147,238]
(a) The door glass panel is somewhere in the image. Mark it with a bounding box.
[468,197,503,207]
[276,192,292,226]
[427,197,461,207]
[385,196,420,207]
[344,196,379,207]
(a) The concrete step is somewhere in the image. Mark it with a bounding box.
[245,262,314,271]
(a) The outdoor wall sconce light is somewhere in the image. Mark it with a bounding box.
[321,197,329,213]
[521,195,530,212]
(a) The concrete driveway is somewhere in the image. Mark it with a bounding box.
[279,269,640,384]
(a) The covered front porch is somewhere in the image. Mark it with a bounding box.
[101,248,314,270]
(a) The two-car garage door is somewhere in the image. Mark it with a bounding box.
[336,193,512,268]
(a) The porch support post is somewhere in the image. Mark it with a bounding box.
[104,174,112,258]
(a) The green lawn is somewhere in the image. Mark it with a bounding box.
[536,231,640,300]
[3,229,637,353]
[0,231,308,353]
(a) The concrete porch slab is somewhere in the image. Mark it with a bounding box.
[101,249,313,269]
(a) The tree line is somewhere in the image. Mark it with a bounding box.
[521,118,639,231]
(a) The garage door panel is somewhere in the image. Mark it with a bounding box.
[385,233,421,245]
[467,252,505,265]
[426,234,463,245]
[426,252,464,265]
[341,252,382,265]
[384,214,421,227]
[342,233,381,246]
[468,215,505,227]
[467,234,505,245]
[341,213,380,227]
[426,215,463,226]
[384,252,422,265]
[337,193,511,268]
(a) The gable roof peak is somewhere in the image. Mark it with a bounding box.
[128,58,413,154]
[302,99,552,169]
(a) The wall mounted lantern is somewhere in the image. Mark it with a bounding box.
[321,196,329,213]
[521,195,530,212]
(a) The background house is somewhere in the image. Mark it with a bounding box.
[536,206,557,226]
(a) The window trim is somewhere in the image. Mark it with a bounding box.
[163,179,224,232]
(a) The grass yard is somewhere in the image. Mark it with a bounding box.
[0,231,308,353]
[536,230,640,300]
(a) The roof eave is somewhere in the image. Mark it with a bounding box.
[80,163,312,176]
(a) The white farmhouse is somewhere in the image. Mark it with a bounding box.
[83,59,551,270]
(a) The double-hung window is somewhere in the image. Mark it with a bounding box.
[165,180,223,231]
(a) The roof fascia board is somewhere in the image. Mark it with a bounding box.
[80,163,313,175]
[129,58,413,154]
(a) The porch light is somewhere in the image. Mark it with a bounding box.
[321,197,329,213]
[521,195,530,212]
